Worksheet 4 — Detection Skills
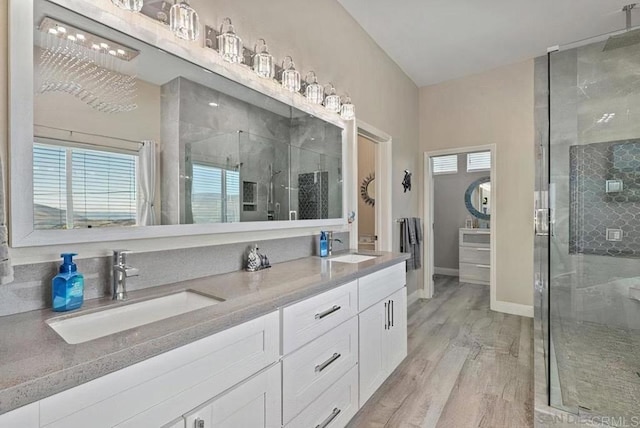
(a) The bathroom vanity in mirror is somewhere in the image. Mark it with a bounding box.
[10,0,347,246]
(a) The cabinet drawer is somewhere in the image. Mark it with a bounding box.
[358,263,406,311]
[459,262,490,285]
[285,365,358,428]
[42,312,279,428]
[282,280,357,355]
[459,247,490,264]
[282,317,358,424]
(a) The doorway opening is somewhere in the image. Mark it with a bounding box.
[351,121,393,253]
[423,145,496,303]
[358,135,377,251]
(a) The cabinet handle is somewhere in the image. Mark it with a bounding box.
[315,407,341,428]
[315,305,341,320]
[391,299,394,327]
[315,352,341,372]
[384,301,388,330]
[194,418,205,428]
[387,300,392,329]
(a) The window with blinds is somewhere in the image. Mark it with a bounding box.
[191,163,240,223]
[33,143,137,230]
[431,154,458,175]
[467,151,491,172]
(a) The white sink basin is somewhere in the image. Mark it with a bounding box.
[48,291,222,344]
[330,254,377,264]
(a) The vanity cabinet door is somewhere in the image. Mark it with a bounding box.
[358,287,407,407]
[358,298,388,406]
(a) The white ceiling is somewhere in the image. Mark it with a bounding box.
[337,0,638,86]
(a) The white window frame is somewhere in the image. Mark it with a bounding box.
[466,151,491,172]
[431,154,458,175]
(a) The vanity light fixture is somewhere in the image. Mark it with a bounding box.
[217,18,243,63]
[323,83,341,113]
[111,0,144,12]
[170,0,200,41]
[253,39,275,79]
[304,71,324,104]
[281,56,301,93]
[340,95,355,120]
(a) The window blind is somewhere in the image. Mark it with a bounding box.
[467,151,491,172]
[432,155,458,174]
[33,143,137,229]
[191,164,240,223]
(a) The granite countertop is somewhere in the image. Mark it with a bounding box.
[0,251,409,415]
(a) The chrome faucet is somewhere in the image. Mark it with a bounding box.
[327,231,343,256]
[112,250,139,301]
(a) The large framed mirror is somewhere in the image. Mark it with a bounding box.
[9,0,347,246]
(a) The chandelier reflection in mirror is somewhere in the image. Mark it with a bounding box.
[253,39,274,78]
[37,18,139,113]
[323,83,341,113]
[340,95,355,120]
[111,0,143,12]
[281,56,301,93]
[170,0,200,41]
[218,18,242,63]
[304,71,324,104]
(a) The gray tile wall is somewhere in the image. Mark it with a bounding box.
[569,140,640,258]
[0,232,348,317]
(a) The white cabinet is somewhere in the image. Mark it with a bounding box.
[40,312,279,428]
[184,364,281,428]
[0,402,39,428]
[459,228,491,285]
[282,281,358,355]
[359,287,407,407]
[282,317,358,423]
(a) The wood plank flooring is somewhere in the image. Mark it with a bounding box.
[347,276,534,428]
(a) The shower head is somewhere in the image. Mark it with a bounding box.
[604,4,640,51]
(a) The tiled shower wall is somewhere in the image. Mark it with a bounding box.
[0,232,348,317]
[569,140,640,258]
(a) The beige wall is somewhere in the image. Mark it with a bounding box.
[1,0,420,292]
[420,59,534,306]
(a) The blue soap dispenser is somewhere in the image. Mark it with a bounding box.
[52,253,84,312]
[319,231,328,257]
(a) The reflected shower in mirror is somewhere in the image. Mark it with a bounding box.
[32,0,343,231]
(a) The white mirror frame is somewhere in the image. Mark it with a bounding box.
[9,0,349,247]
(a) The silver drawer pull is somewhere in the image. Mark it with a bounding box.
[475,264,491,268]
[315,352,341,372]
[315,407,341,428]
[315,305,341,320]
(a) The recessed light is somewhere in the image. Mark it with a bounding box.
[208,102,219,107]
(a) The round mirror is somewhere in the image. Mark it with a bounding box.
[464,176,490,221]
[360,173,375,206]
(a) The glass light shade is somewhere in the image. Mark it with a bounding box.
[340,96,356,120]
[217,18,242,63]
[170,0,200,41]
[323,84,341,113]
[281,57,301,92]
[111,0,143,12]
[304,71,324,104]
[253,39,274,78]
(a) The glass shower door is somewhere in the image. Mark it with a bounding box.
[548,33,640,420]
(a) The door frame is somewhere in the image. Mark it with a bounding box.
[423,144,496,305]
[350,120,393,252]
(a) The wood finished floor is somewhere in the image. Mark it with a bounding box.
[347,276,534,428]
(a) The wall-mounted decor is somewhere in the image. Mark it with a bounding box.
[464,176,491,221]
[402,170,412,192]
[360,173,375,206]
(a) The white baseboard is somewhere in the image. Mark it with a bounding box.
[407,290,420,306]
[491,300,533,318]
[434,267,459,276]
